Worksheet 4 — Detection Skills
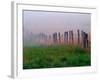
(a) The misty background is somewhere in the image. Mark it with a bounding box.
[23,10,91,46]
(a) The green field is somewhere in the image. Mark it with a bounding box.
[23,45,91,69]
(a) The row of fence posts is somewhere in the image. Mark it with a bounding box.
[53,29,90,48]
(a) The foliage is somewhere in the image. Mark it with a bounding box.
[23,45,91,69]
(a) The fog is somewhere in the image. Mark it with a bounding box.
[23,10,91,46]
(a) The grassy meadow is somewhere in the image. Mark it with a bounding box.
[23,45,91,69]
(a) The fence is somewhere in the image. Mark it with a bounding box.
[33,29,90,49]
[52,29,90,49]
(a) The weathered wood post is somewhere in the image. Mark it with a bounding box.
[64,31,68,44]
[53,32,58,44]
[87,34,89,48]
[81,31,84,48]
[58,32,61,44]
[69,31,71,44]
[71,30,74,44]
[85,32,88,48]
[77,29,80,45]
[69,30,74,44]
[81,31,89,48]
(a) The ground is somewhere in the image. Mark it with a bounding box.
[23,44,91,69]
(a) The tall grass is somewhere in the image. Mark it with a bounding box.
[23,45,91,69]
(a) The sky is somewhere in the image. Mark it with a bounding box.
[23,10,91,46]
[23,10,91,35]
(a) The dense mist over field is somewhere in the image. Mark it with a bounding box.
[23,10,91,46]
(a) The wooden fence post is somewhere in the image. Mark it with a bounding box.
[58,32,61,44]
[71,30,74,44]
[64,31,68,44]
[69,31,71,44]
[69,30,74,44]
[53,32,58,44]
[77,29,80,44]
[81,31,89,48]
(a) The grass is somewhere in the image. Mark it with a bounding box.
[23,44,91,69]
